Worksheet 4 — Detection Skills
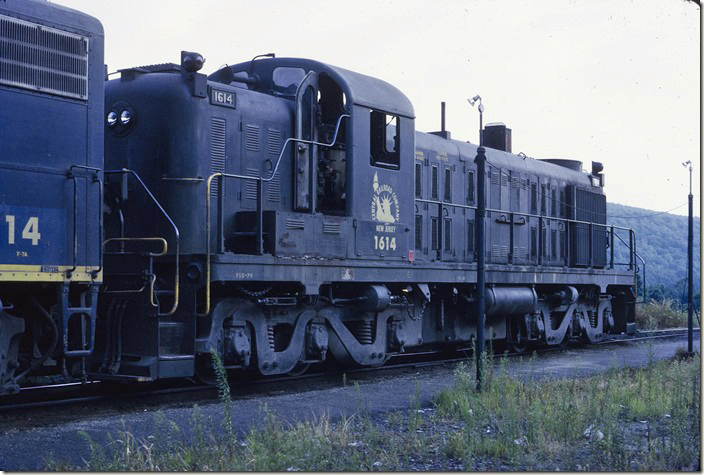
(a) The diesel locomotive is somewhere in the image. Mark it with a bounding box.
[0,0,639,393]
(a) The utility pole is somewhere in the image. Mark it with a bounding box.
[469,95,485,389]
[683,160,694,354]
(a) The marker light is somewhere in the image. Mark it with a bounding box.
[120,109,132,125]
[107,111,117,126]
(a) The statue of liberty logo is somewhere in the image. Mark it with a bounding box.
[371,172,400,223]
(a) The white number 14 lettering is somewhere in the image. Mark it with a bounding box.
[5,215,41,245]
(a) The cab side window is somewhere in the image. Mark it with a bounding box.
[370,110,399,169]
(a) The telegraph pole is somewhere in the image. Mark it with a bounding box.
[683,160,693,354]
[474,145,486,389]
[469,95,486,389]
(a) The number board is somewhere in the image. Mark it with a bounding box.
[209,87,236,108]
[357,220,406,258]
[0,205,67,265]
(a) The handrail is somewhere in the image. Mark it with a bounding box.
[416,196,639,272]
[414,197,636,234]
[613,231,647,301]
[635,252,646,303]
[66,164,103,279]
[103,237,168,257]
[196,114,350,317]
[104,169,180,316]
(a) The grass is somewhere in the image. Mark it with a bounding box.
[637,299,692,330]
[46,350,700,471]
[435,352,700,470]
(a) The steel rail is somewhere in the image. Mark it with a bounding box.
[2,328,697,413]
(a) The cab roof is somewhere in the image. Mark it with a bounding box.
[210,57,415,119]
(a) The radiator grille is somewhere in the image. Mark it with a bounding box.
[210,118,226,197]
[571,187,607,267]
[0,14,89,100]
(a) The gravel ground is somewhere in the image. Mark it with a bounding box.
[0,334,698,470]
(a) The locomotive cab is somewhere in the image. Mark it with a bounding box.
[210,58,416,261]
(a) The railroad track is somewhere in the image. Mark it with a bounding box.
[0,327,698,414]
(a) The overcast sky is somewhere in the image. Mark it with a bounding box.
[55,0,701,217]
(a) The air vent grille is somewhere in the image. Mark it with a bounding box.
[244,168,259,200]
[0,14,89,100]
[267,174,281,203]
[245,125,260,152]
[285,219,305,230]
[267,128,281,155]
[210,118,226,197]
[323,222,340,234]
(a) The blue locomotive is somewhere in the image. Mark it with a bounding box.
[0,1,639,392]
[0,0,103,392]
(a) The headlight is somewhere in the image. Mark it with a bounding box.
[120,109,132,125]
[106,111,118,126]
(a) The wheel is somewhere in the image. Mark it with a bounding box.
[506,316,530,354]
[194,354,218,385]
[286,362,311,377]
[557,331,570,349]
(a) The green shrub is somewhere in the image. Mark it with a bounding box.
[637,299,689,329]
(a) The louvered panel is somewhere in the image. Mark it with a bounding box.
[323,222,340,234]
[512,177,520,188]
[267,128,281,155]
[0,14,89,100]
[245,125,260,152]
[210,118,226,197]
[572,188,607,267]
[491,244,500,259]
[286,219,305,230]
[491,172,500,185]
[244,168,259,200]
[501,174,508,187]
[267,173,281,203]
[501,245,508,257]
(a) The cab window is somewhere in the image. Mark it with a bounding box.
[370,110,400,169]
[273,67,305,95]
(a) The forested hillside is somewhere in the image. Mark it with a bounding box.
[607,202,700,304]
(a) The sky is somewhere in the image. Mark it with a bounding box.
[55,0,701,217]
